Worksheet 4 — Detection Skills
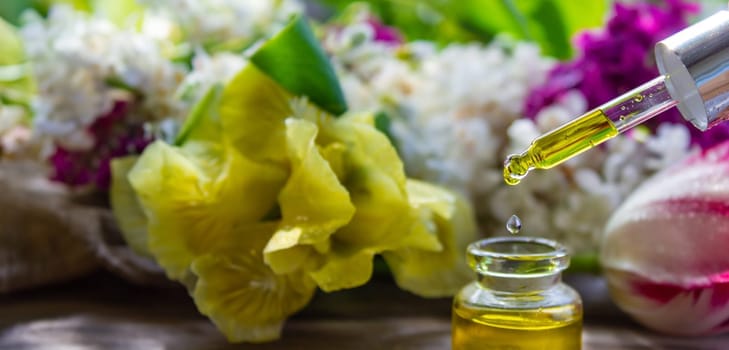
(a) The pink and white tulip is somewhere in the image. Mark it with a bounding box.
[601,141,729,336]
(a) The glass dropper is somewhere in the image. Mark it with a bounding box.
[504,9,729,186]
[504,76,677,185]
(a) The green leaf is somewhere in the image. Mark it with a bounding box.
[566,253,602,274]
[0,19,24,67]
[530,1,570,58]
[90,0,144,27]
[175,84,223,146]
[0,0,33,25]
[2,0,139,26]
[319,0,608,59]
[0,17,34,107]
[52,0,92,11]
[455,0,608,59]
[323,1,476,44]
[373,111,397,149]
[250,15,347,115]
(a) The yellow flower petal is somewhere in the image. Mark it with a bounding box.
[129,140,287,279]
[264,118,355,274]
[219,64,293,165]
[309,245,375,292]
[401,208,444,252]
[335,163,412,248]
[323,115,406,186]
[318,142,347,180]
[271,115,429,292]
[264,240,320,275]
[279,118,355,243]
[326,117,412,249]
[191,222,316,343]
[383,180,478,298]
[110,155,151,257]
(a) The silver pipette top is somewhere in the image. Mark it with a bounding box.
[656,10,729,131]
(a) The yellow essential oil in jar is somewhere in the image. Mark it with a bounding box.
[452,299,582,349]
[504,109,617,185]
[452,237,583,350]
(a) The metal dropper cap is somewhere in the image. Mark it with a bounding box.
[656,10,729,131]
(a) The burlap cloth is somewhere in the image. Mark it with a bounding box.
[0,160,167,293]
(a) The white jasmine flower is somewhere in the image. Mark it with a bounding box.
[139,0,302,47]
[644,123,694,170]
[327,15,694,254]
[21,6,185,148]
[0,104,26,135]
[177,51,247,103]
[506,119,540,155]
[534,90,587,131]
[390,42,553,196]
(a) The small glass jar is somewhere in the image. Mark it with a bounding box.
[452,236,583,350]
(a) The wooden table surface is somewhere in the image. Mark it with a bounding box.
[0,273,727,349]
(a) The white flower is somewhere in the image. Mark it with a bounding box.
[139,0,302,47]
[329,20,696,253]
[177,51,247,103]
[506,119,540,155]
[533,89,587,131]
[494,103,693,252]
[0,103,26,135]
[387,42,554,197]
[21,6,185,149]
[644,123,694,171]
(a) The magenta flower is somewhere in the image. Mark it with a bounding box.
[365,17,403,45]
[50,100,152,190]
[601,141,729,335]
[524,1,729,148]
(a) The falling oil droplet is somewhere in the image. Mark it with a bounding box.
[633,94,644,102]
[506,215,522,235]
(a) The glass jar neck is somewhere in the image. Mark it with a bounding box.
[477,272,561,293]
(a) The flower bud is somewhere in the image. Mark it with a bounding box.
[601,141,729,335]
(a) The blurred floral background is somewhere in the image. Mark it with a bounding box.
[2,0,729,343]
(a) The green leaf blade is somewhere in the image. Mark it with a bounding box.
[250,16,347,116]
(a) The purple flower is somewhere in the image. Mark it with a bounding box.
[365,17,403,45]
[524,1,729,148]
[49,100,152,190]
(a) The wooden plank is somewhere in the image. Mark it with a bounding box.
[0,273,728,349]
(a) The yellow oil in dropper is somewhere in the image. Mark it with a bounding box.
[504,75,678,185]
[504,109,617,185]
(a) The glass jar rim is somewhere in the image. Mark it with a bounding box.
[467,236,570,277]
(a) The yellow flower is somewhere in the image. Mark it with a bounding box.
[111,74,317,343]
[262,118,355,277]
[221,65,443,291]
[219,62,293,166]
[191,222,316,343]
[383,180,478,297]
[110,61,478,343]
[110,155,151,258]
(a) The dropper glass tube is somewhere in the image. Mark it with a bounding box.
[504,75,678,185]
